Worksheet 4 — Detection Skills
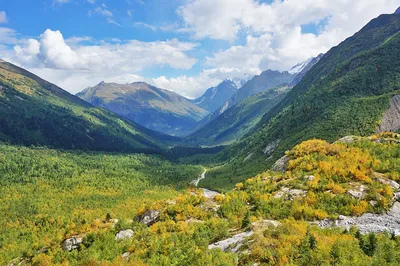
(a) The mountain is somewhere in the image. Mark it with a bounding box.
[185,85,291,146]
[395,6,400,14]
[77,81,208,136]
[190,79,238,113]
[0,60,163,152]
[205,12,400,190]
[196,70,295,130]
[289,54,324,86]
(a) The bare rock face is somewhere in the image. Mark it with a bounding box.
[62,236,83,251]
[315,202,400,235]
[271,155,290,172]
[376,95,400,133]
[138,210,161,226]
[115,229,134,241]
[263,139,281,155]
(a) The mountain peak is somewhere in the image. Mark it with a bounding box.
[395,7,400,14]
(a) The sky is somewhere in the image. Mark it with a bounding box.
[0,0,399,98]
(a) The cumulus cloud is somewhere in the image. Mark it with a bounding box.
[5,29,198,94]
[180,0,400,72]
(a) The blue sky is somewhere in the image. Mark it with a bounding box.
[0,0,398,98]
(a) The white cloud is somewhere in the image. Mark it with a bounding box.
[152,67,257,98]
[0,27,18,44]
[179,0,399,74]
[53,0,71,5]
[4,29,199,94]
[0,11,7,24]
[93,4,113,17]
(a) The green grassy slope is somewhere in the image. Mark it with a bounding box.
[0,61,164,152]
[0,144,202,265]
[202,13,400,191]
[185,85,291,146]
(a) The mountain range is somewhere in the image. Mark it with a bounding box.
[76,81,208,136]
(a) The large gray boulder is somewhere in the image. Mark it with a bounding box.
[115,229,134,241]
[62,236,83,251]
[138,210,161,226]
[271,155,290,172]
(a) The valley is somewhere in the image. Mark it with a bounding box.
[1,4,400,266]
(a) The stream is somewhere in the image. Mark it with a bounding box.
[192,169,220,199]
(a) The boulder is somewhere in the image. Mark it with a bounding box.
[271,155,290,172]
[121,252,130,261]
[378,178,400,190]
[208,231,253,253]
[138,210,160,226]
[347,185,366,199]
[62,236,83,251]
[115,229,134,241]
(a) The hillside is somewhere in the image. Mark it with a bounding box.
[203,12,400,190]
[185,85,291,146]
[5,133,400,265]
[77,81,208,136]
[196,70,295,129]
[190,79,239,113]
[0,60,163,152]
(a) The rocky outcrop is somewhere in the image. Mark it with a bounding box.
[138,210,161,226]
[62,236,83,251]
[263,139,281,155]
[271,155,290,172]
[208,231,253,253]
[315,202,400,235]
[274,187,307,200]
[336,135,358,143]
[376,95,400,133]
[378,178,400,190]
[115,229,134,241]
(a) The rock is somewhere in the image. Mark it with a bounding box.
[263,139,281,155]
[208,231,253,253]
[287,189,307,200]
[62,236,83,251]
[315,202,400,235]
[121,252,130,261]
[138,210,161,226]
[203,188,220,199]
[115,229,134,241]
[305,175,315,181]
[274,191,285,199]
[376,95,400,133]
[378,178,400,190]
[370,200,378,207]
[347,185,366,199]
[271,155,290,172]
[336,136,358,143]
[393,192,400,201]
